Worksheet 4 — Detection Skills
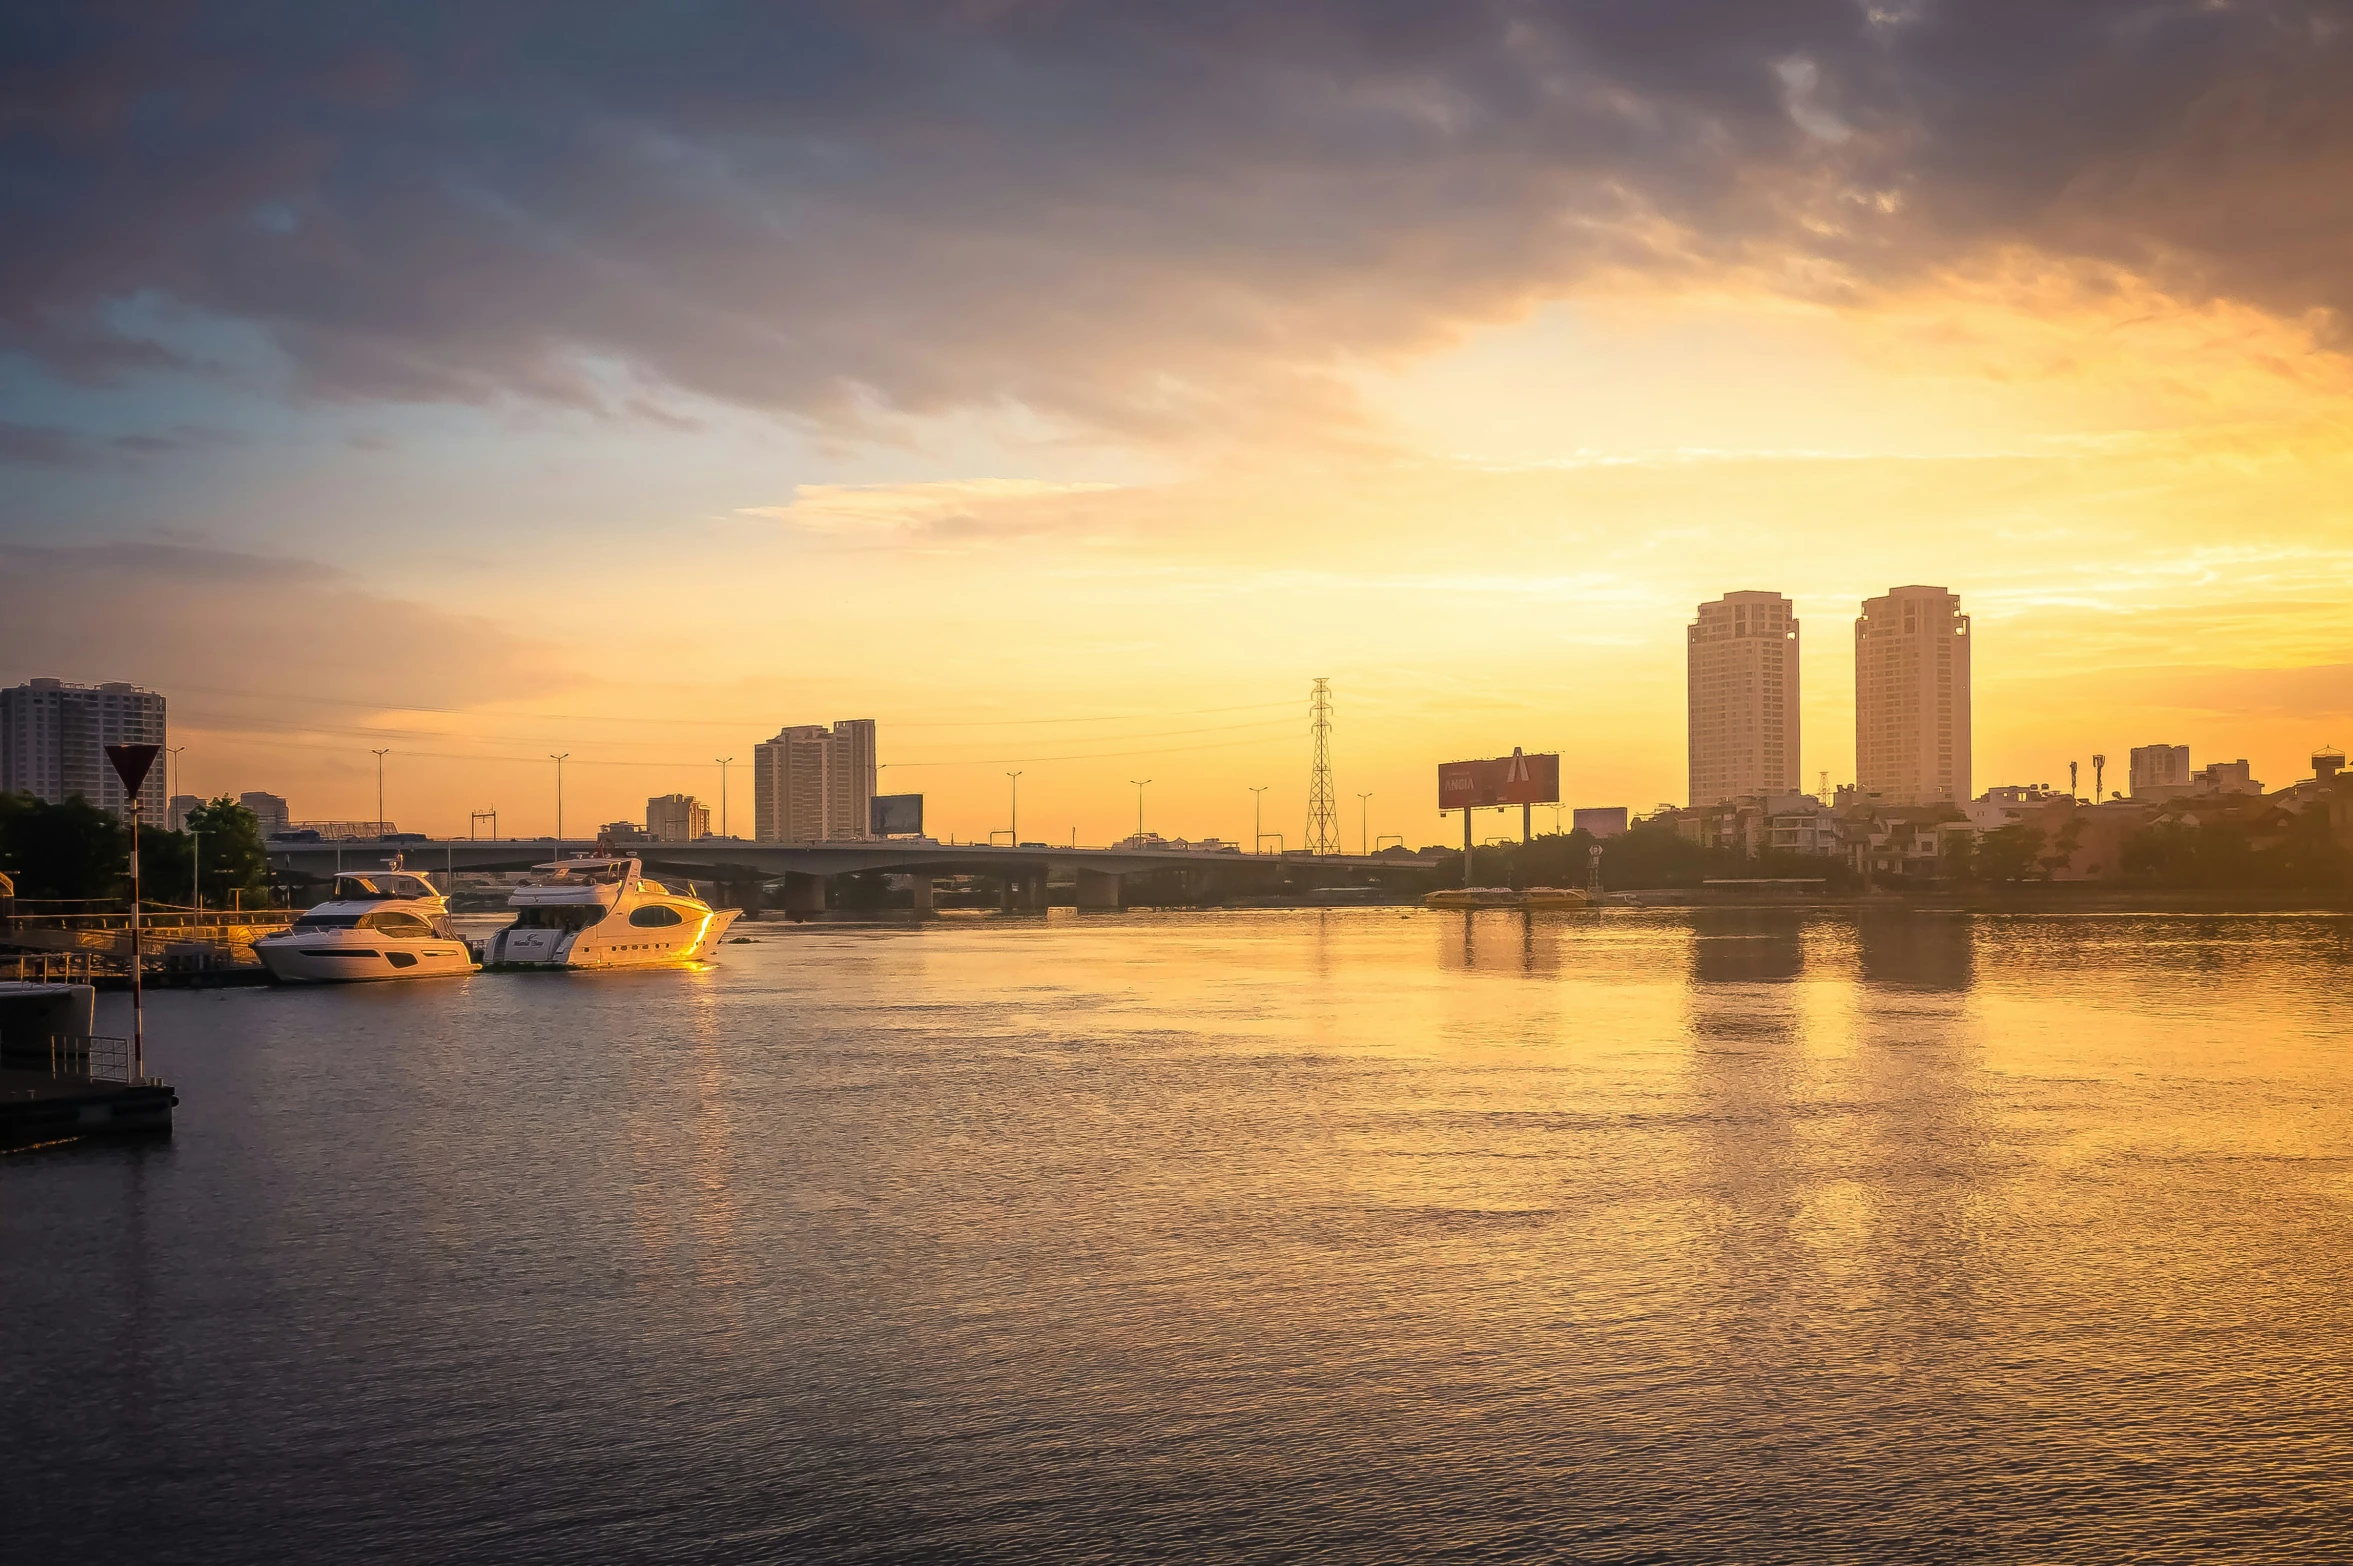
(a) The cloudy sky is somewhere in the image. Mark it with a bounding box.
[6,1,2352,842]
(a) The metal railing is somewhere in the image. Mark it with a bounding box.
[46,1035,133,1083]
[5,952,113,983]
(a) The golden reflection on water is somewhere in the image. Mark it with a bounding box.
[24,906,2353,1559]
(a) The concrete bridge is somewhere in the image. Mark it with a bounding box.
[265,837,1435,913]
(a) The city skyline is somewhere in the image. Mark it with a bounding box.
[5,7,2352,843]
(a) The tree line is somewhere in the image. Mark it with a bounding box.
[0,793,276,906]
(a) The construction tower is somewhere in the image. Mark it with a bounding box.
[1306,678,1338,855]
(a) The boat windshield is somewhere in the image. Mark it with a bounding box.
[536,862,630,885]
[333,874,435,901]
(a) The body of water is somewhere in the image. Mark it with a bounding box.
[7,909,2353,1561]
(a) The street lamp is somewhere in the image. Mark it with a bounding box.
[165,745,187,826]
[550,753,569,854]
[1357,791,1373,855]
[190,824,202,911]
[1007,771,1023,843]
[371,748,390,837]
[1248,785,1270,854]
[1130,779,1151,844]
[716,757,733,838]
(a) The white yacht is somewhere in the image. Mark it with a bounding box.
[254,865,476,983]
[475,857,740,970]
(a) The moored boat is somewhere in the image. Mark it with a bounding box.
[254,865,476,983]
[474,857,739,970]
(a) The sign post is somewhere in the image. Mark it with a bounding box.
[105,743,162,1084]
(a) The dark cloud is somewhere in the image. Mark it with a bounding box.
[0,542,559,708]
[4,2,2350,441]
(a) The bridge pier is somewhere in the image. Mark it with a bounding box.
[716,880,764,920]
[781,872,828,917]
[908,875,935,913]
[1075,868,1124,910]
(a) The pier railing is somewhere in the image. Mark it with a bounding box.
[44,1035,132,1084]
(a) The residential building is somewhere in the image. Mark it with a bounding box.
[2130,744,2192,799]
[2190,759,2260,796]
[239,791,291,836]
[646,793,711,842]
[0,678,168,820]
[753,719,879,843]
[1854,586,1970,806]
[169,794,203,831]
[1687,591,1799,805]
[1965,784,2073,833]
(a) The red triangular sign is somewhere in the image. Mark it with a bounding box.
[106,743,161,795]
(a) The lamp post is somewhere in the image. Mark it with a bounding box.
[551,753,569,855]
[1130,779,1150,844]
[1249,786,1269,854]
[1007,771,1023,844]
[716,757,733,838]
[165,745,186,826]
[371,748,390,837]
[190,825,202,912]
[1357,792,1373,856]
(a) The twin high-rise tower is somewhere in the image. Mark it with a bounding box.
[1686,591,1801,806]
[1686,586,1971,808]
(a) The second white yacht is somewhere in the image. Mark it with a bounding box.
[474,857,740,970]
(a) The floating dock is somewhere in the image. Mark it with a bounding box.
[0,982,175,1152]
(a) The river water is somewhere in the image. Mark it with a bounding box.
[6,909,2353,1562]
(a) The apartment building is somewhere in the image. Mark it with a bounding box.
[752,719,878,843]
[1854,587,1971,807]
[1687,591,1800,806]
[0,678,169,820]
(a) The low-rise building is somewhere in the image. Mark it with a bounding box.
[646,793,710,842]
[239,791,291,836]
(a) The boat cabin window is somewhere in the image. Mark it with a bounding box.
[544,862,630,885]
[628,905,685,927]
[514,905,607,930]
[292,913,363,931]
[360,910,436,938]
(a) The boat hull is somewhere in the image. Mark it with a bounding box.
[254,935,477,983]
[478,908,742,970]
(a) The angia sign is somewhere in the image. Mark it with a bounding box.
[1436,748,1560,810]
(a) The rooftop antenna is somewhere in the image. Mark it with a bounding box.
[1306,678,1338,856]
[2092,753,2107,802]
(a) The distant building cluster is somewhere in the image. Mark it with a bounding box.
[754,718,878,844]
[645,792,710,842]
[1659,590,2353,883]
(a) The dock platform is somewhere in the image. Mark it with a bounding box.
[0,1070,176,1152]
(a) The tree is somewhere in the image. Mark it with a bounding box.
[181,797,272,908]
[1974,824,2046,883]
[0,791,126,901]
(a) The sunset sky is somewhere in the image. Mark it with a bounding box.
[6,2,2352,845]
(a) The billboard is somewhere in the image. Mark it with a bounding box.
[871,793,924,837]
[1437,749,1560,810]
[1572,807,1628,839]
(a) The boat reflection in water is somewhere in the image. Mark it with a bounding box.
[473,856,740,970]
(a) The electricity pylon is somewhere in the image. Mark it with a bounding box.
[1306,677,1338,855]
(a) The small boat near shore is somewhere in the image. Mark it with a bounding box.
[1424,886,1591,910]
[474,857,739,970]
[254,866,476,983]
